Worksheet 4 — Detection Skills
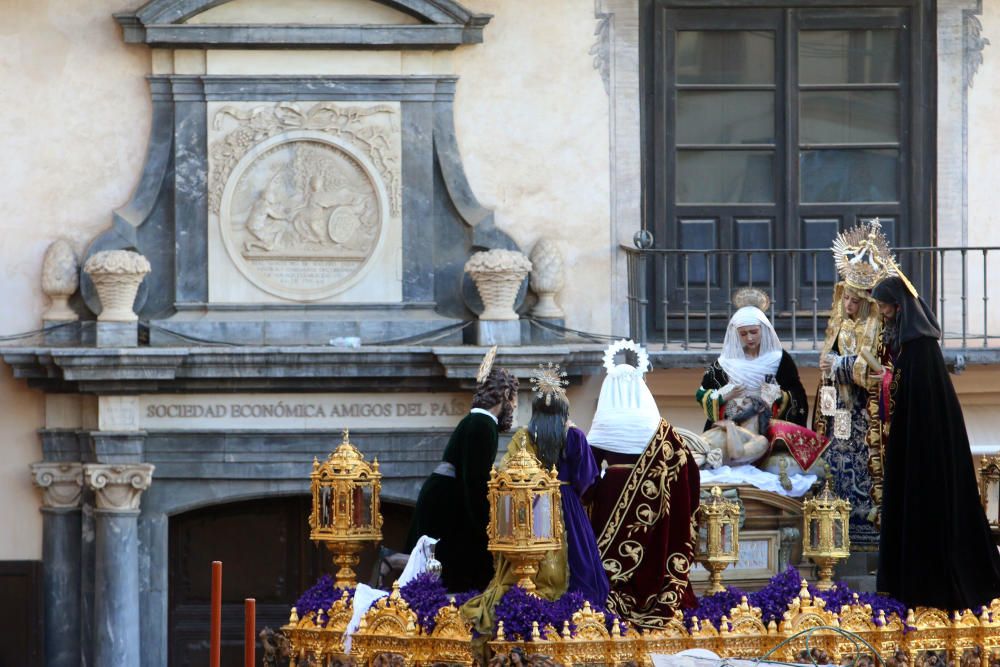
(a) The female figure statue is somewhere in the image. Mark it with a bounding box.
[813,220,892,548]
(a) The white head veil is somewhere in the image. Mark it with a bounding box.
[586,340,662,455]
[718,306,784,389]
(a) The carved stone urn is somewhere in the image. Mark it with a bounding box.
[41,239,79,321]
[464,249,532,321]
[83,250,151,322]
[528,238,565,319]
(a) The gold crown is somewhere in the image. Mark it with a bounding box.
[832,219,896,291]
[530,362,568,405]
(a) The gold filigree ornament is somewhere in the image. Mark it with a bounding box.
[476,345,498,385]
[530,362,568,405]
[486,440,563,594]
[732,287,771,312]
[309,428,383,588]
[832,218,897,291]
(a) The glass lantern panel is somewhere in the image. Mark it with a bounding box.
[833,518,845,548]
[697,525,708,556]
[318,486,333,528]
[809,518,820,549]
[722,523,733,554]
[357,485,373,529]
[533,494,553,539]
[497,496,514,538]
[987,480,1000,524]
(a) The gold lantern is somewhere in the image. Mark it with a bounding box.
[309,429,383,588]
[486,440,563,594]
[802,480,850,591]
[696,486,740,594]
[980,455,1000,528]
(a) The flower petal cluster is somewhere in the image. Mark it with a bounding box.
[494,587,619,641]
[293,575,354,627]
[683,566,907,630]
[399,572,479,633]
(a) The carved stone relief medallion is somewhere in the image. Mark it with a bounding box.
[209,102,402,303]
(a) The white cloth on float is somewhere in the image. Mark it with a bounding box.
[344,535,439,652]
[698,464,816,497]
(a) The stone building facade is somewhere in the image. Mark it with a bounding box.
[3,1,1000,665]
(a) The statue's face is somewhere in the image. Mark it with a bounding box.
[842,292,862,317]
[876,300,898,320]
[737,325,761,353]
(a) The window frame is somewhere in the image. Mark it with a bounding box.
[638,0,936,325]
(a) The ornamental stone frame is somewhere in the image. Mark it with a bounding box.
[76,0,523,347]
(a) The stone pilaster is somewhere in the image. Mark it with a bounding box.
[31,462,84,667]
[84,463,154,667]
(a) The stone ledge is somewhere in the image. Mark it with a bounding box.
[1,344,609,393]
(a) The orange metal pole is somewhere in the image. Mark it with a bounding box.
[210,561,222,667]
[244,598,256,667]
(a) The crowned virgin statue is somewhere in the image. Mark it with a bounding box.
[812,219,893,547]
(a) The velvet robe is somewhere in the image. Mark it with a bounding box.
[407,411,498,593]
[877,336,1000,609]
[589,420,700,630]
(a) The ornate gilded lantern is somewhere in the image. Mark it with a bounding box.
[979,455,1000,527]
[802,480,850,591]
[696,486,740,594]
[486,441,563,594]
[309,429,383,588]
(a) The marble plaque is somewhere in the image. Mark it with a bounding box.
[137,393,468,430]
[208,101,402,303]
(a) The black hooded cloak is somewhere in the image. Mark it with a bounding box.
[872,276,1000,610]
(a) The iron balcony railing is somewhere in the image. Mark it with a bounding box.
[623,245,1000,354]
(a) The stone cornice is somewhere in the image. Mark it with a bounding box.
[30,462,84,510]
[1,345,609,393]
[115,0,492,50]
[83,464,155,512]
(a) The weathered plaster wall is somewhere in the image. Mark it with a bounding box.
[452,0,613,335]
[0,0,612,557]
[0,0,149,559]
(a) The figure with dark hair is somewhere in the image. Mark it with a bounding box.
[462,363,609,636]
[406,348,519,593]
[872,274,1000,610]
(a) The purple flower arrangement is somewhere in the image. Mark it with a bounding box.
[683,566,908,631]
[294,574,355,627]
[493,587,620,641]
[398,572,479,633]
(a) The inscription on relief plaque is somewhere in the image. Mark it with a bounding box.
[138,393,468,430]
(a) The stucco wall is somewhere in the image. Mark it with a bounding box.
[452,0,613,335]
[0,0,149,559]
[0,0,612,558]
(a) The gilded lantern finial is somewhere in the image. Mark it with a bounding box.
[803,480,851,591]
[696,486,740,594]
[486,437,563,594]
[310,429,383,588]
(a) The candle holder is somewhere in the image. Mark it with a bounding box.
[309,429,383,588]
[486,440,563,594]
[802,480,851,591]
[695,486,740,594]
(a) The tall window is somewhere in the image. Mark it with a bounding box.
[641,2,934,323]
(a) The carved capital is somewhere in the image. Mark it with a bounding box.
[30,462,84,509]
[83,463,155,512]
